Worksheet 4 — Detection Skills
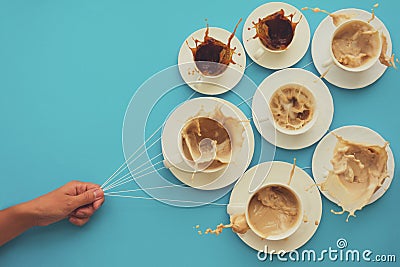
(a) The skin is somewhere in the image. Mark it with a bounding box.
[0,181,105,246]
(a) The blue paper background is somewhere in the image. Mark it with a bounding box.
[0,0,398,266]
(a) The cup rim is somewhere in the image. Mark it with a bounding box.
[245,182,303,240]
[177,116,231,173]
[257,35,294,54]
[330,19,381,73]
[267,83,318,135]
[193,60,230,79]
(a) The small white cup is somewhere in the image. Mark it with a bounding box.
[194,61,228,79]
[192,61,228,92]
[267,83,318,136]
[324,19,381,72]
[228,183,303,240]
[253,37,293,60]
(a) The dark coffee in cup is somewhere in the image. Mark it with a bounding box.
[253,9,300,51]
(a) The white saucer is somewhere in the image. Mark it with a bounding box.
[178,27,246,95]
[227,161,322,252]
[312,125,395,205]
[252,68,334,150]
[242,2,310,69]
[161,97,254,190]
[312,8,392,89]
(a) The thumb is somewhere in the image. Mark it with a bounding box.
[73,188,104,208]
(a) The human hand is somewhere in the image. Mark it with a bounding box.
[25,181,105,227]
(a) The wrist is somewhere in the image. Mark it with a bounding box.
[13,201,40,228]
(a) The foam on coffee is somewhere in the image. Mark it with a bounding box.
[332,20,380,68]
[247,185,300,238]
[269,84,315,131]
[181,117,232,171]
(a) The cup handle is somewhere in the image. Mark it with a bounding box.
[322,58,333,68]
[253,47,265,60]
[227,203,246,215]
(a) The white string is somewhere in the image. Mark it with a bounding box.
[127,152,163,174]
[103,153,163,190]
[103,159,164,191]
[104,194,228,206]
[104,165,314,206]
[237,96,253,107]
[101,91,196,189]
[245,61,255,70]
[105,183,188,195]
[101,135,162,189]
[104,166,166,192]
[301,61,314,69]
[100,129,162,189]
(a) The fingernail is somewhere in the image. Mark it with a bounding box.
[94,188,103,199]
[76,211,85,217]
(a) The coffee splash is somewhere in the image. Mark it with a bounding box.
[196,214,250,236]
[380,33,397,68]
[321,135,389,222]
[187,19,242,76]
[301,7,355,27]
[302,5,398,69]
[269,84,315,130]
[251,9,301,51]
[248,185,300,238]
[182,105,246,178]
[181,117,232,172]
[332,21,380,68]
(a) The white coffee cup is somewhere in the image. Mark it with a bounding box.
[194,61,228,79]
[266,83,318,136]
[324,19,381,72]
[228,183,303,240]
[175,116,231,173]
[253,36,294,60]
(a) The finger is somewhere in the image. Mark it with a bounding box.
[76,182,101,195]
[93,196,105,210]
[69,216,90,226]
[72,188,104,209]
[71,206,95,218]
[70,213,90,219]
